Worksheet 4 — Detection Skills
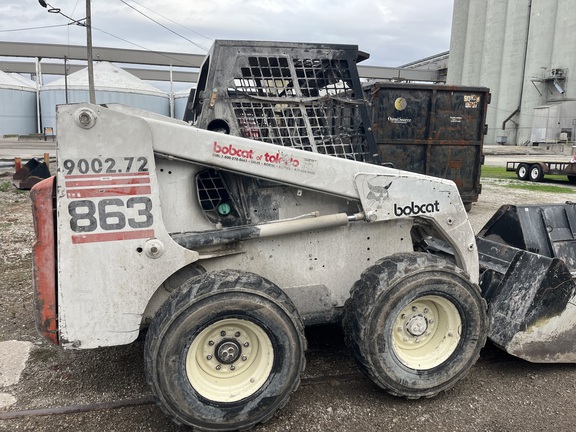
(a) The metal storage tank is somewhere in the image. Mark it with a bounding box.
[448,0,576,147]
[174,86,196,121]
[0,70,37,136]
[40,61,169,132]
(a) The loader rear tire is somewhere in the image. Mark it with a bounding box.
[145,270,306,431]
[343,252,487,399]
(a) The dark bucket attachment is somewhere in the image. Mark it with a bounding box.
[12,158,51,190]
[477,204,576,363]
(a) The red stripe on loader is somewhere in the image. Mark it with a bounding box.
[72,229,155,244]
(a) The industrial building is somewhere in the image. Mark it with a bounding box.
[40,61,169,133]
[0,70,37,136]
[448,0,576,148]
[9,0,572,146]
[0,42,445,137]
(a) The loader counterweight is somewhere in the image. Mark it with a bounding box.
[30,176,58,346]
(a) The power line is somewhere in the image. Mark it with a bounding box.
[118,0,209,52]
[92,26,202,68]
[2,4,205,70]
[0,23,71,33]
[126,0,213,42]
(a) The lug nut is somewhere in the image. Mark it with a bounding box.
[206,355,213,360]
[235,332,241,337]
[244,342,250,347]
[230,365,236,371]
[242,355,247,361]
[216,365,221,370]
[221,331,226,337]
[208,340,214,346]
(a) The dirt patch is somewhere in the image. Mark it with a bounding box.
[0,176,38,344]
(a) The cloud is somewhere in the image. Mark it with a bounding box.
[1,0,454,67]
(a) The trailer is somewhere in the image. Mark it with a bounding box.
[506,160,576,182]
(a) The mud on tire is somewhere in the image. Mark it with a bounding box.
[342,252,488,399]
[145,270,306,431]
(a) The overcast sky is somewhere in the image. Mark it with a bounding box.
[1,0,454,68]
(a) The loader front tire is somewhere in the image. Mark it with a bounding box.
[343,253,487,399]
[145,270,306,431]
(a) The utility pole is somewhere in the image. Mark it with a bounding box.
[39,0,95,103]
[86,0,95,104]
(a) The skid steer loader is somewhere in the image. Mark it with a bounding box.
[30,40,528,432]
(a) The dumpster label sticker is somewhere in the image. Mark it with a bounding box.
[464,95,480,109]
[387,117,412,124]
[394,97,407,111]
[450,116,463,123]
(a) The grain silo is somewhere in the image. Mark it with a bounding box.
[0,70,37,136]
[173,86,196,121]
[40,61,169,132]
[448,0,576,147]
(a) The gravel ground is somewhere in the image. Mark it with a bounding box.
[1,169,576,431]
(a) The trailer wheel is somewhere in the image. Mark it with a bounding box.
[145,270,306,431]
[529,164,544,182]
[343,252,487,399]
[516,163,529,180]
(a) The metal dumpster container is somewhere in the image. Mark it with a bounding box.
[366,83,490,210]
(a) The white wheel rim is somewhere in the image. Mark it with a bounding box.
[186,318,274,403]
[392,295,462,370]
[530,167,540,180]
[518,166,527,178]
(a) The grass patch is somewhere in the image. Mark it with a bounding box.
[0,181,10,192]
[481,166,517,180]
[503,183,575,193]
